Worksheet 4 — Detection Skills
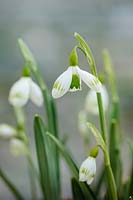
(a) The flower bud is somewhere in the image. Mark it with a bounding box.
[0,124,17,139]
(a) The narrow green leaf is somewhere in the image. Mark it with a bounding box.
[47,131,78,177]
[0,168,25,200]
[34,115,51,200]
[50,97,60,194]
[124,140,133,200]
[71,177,86,200]
[34,115,60,200]
[47,132,98,200]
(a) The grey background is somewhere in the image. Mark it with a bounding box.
[0,0,133,199]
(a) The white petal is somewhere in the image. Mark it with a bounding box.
[0,124,17,138]
[78,68,102,92]
[29,80,43,107]
[85,86,109,115]
[9,77,31,107]
[52,67,72,98]
[10,138,27,156]
[79,156,96,183]
[87,176,95,185]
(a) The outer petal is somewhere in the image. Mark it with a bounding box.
[79,156,96,183]
[0,124,17,139]
[78,68,102,92]
[29,80,43,107]
[52,67,72,98]
[9,77,30,107]
[87,175,95,185]
[10,138,27,156]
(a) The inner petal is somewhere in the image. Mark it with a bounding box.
[69,67,81,92]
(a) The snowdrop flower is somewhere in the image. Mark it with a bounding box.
[10,138,28,156]
[79,146,98,185]
[52,47,102,99]
[0,124,17,139]
[9,77,43,107]
[85,85,109,115]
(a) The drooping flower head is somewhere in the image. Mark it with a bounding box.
[10,138,28,156]
[9,67,43,107]
[52,47,102,99]
[79,146,98,185]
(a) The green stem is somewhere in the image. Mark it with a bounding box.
[0,168,25,200]
[13,106,38,200]
[96,93,107,144]
[104,151,118,200]
[75,33,118,199]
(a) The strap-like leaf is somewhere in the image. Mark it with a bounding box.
[71,177,86,200]
[47,132,98,200]
[34,115,51,200]
[0,168,24,200]
[34,115,60,200]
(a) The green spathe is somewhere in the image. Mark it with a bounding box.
[69,47,78,66]
[18,38,37,68]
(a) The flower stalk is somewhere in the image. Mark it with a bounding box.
[75,33,117,199]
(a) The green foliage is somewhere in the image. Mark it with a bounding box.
[0,168,24,200]
[0,33,132,200]
[34,115,60,200]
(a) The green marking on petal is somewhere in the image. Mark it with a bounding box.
[53,82,59,89]
[89,78,100,87]
[81,168,88,175]
[70,74,81,91]
[53,82,64,92]
[12,93,23,99]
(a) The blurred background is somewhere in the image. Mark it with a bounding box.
[0,0,133,199]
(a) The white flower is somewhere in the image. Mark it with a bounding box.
[79,156,96,185]
[0,124,17,139]
[10,138,27,156]
[52,66,102,99]
[85,85,109,115]
[9,77,43,107]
